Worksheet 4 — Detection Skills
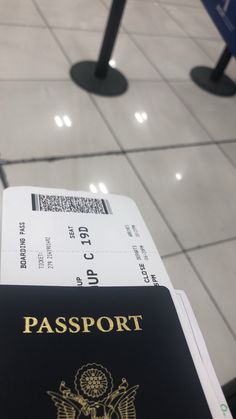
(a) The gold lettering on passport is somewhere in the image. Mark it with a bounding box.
[22,315,143,334]
[48,363,139,419]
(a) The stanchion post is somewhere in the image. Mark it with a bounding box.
[210,45,232,83]
[70,0,128,96]
[190,44,236,97]
[95,0,127,79]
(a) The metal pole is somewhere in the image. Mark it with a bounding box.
[95,0,127,79]
[210,45,232,82]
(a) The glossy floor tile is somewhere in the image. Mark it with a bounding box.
[0,81,119,159]
[0,0,45,26]
[163,253,236,384]
[55,30,161,80]
[130,146,236,248]
[35,0,109,30]
[93,81,210,149]
[188,241,236,337]
[171,81,236,141]
[133,35,212,80]
[163,5,220,38]
[120,1,185,35]
[220,143,236,168]
[0,26,68,79]
[195,38,236,81]
[3,155,180,256]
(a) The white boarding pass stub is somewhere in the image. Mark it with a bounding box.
[1,187,172,289]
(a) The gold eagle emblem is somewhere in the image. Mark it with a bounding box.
[48,363,139,419]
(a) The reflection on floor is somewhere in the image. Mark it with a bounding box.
[0,0,236,386]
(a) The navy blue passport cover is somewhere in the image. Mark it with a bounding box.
[0,285,213,418]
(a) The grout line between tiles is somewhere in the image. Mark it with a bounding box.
[0,21,118,34]
[161,250,184,259]
[156,1,203,8]
[156,1,204,9]
[185,235,236,253]
[0,150,124,166]
[120,32,220,40]
[0,166,9,189]
[217,144,236,170]
[163,235,236,257]
[1,138,236,166]
[52,26,110,33]
[0,22,46,29]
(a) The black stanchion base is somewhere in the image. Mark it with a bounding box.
[190,66,236,97]
[70,61,128,96]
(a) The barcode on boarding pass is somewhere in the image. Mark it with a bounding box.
[31,194,112,214]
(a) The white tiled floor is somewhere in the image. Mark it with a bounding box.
[0,0,236,387]
[171,81,236,140]
[93,81,211,148]
[130,146,236,248]
[0,26,69,79]
[0,81,119,159]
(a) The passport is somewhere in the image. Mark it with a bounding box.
[0,285,213,418]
